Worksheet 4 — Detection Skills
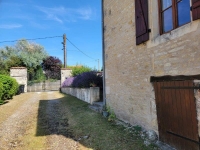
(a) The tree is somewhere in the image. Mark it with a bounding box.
[0,39,49,80]
[16,39,48,69]
[0,46,19,61]
[42,56,62,80]
[0,47,24,75]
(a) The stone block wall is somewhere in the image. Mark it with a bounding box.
[61,87,100,104]
[194,80,200,136]
[10,67,27,92]
[103,0,200,134]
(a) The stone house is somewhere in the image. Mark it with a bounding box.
[102,0,200,149]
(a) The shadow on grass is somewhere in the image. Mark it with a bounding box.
[36,99,74,138]
[0,100,9,105]
[36,94,159,150]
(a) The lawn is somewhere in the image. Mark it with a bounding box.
[59,93,160,150]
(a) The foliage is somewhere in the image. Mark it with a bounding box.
[0,46,24,75]
[61,71,103,88]
[108,109,116,122]
[0,62,9,75]
[57,94,159,150]
[9,77,19,97]
[0,75,19,100]
[0,41,48,69]
[0,82,3,101]
[61,77,75,87]
[34,66,46,81]
[71,66,91,77]
[6,56,24,68]
[16,39,48,69]
[0,46,19,62]
[0,100,4,105]
[42,56,62,80]
[103,105,116,121]
[0,39,48,80]
[71,71,103,88]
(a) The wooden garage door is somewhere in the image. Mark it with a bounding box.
[154,80,199,150]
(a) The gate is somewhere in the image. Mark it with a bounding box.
[27,80,60,92]
[154,80,199,150]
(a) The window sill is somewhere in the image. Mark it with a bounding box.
[147,20,199,48]
[161,21,191,35]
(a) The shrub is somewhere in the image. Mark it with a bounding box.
[62,77,75,87]
[71,66,91,77]
[9,77,19,97]
[61,71,103,89]
[0,75,19,100]
[0,82,3,100]
[71,71,103,88]
[34,66,46,81]
[42,56,62,80]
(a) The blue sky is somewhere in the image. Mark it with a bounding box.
[0,0,102,70]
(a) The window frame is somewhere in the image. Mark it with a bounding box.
[158,0,191,34]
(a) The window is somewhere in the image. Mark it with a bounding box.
[159,0,191,34]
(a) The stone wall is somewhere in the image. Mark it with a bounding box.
[61,87,100,104]
[10,67,27,92]
[60,68,72,86]
[103,0,200,134]
[194,80,200,136]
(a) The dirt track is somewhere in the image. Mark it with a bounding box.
[0,92,88,150]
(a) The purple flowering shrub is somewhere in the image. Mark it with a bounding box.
[62,71,103,88]
[72,71,103,88]
[61,77,75,87]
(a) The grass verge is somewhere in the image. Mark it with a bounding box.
[60,93,160,150]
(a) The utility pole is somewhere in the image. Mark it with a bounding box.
[62,34,67,68]
[98,59,100,71]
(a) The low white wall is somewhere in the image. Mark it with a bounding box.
[61,87,100,104]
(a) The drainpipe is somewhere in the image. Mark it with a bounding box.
[101,0,106,106]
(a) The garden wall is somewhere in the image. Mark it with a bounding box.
[61,87,100,104]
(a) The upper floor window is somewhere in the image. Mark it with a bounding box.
[159,0,191,34]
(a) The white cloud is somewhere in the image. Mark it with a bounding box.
[36,6,65,23]
[0,24,22,29]
[35,6,94,23]
[76,7,93,20]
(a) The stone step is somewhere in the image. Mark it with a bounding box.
[89,105,101,112]
[92,102,103,108]
[89,102,104,113]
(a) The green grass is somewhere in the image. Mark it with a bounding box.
[60,94,160,150]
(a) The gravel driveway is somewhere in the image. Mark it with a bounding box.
[0,92,86,150]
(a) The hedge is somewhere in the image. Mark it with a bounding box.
[0,75,19,100]
[0,82,3,101]
[71,66,91,77]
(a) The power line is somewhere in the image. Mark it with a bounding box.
[66,38,96,60]
[83,60,97,64]
[0,35,62,43]
[0,35,98,62]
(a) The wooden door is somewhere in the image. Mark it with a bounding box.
[154,80,199,150]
